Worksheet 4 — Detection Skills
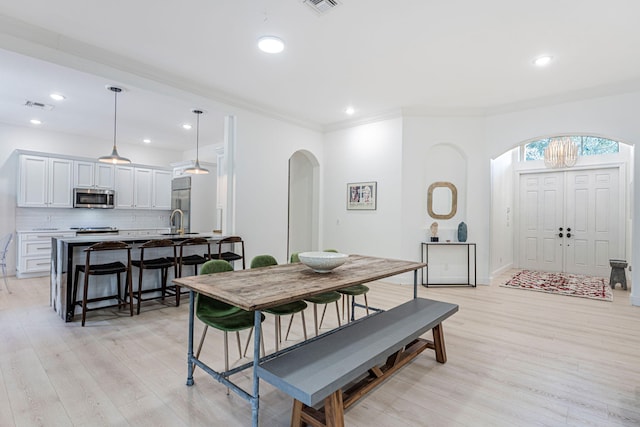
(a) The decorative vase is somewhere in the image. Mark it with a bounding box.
[457,221,467,242]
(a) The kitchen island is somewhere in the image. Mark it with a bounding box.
[51,232,225,322]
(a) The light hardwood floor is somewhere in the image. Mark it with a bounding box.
[1,271,639,426]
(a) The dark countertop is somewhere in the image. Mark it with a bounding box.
[55,232,224,245]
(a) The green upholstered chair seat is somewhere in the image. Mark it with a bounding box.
[304,291,341,305]
[197,310,264,332]
[265,300,307,316]
[196,294,242,318]
[338,284,370,296]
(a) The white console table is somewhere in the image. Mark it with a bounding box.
[421,242,476,287]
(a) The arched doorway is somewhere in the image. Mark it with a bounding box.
[490,135,632,278]
[288,150,320,258]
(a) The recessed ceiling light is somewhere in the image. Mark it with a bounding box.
[49,93,66,101]
[30,119,42,125]
[345,106,355,115]
[143,138,151,144]
[258,36,285,54]
[182,124,192,130]
[533,55,553,67]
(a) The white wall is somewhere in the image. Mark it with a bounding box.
[402,116,490,284]
[490,148,516,276]
[323,118,404,262]
[233,110,324,265]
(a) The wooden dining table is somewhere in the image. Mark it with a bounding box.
[172,254,426,427]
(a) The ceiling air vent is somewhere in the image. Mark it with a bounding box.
[25,100,54,111]
[303,0,340,14]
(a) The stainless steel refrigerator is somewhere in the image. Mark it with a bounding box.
[171,174,217,233]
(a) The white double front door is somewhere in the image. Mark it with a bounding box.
[518,167,624,277]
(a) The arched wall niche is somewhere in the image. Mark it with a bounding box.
[425,143,467,242]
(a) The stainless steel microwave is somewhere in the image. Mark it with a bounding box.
[73,188,115,209]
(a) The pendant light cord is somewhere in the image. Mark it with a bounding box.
[195,110,200,160]
[113,89,118,149]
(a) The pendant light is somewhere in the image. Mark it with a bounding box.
[98,86,131,164]
[184,109,209,175]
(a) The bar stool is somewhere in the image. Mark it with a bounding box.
[131,239,177,314]
[210,236,246,269]
[172,237,211,306]
[72,241,133,327]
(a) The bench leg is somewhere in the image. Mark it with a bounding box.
[432,323,447,363]
[291,391,345,427]
[291,400,304,427]
[325,390,345,427]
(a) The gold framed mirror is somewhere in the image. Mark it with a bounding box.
[427,181,457,219]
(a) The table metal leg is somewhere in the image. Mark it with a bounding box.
[186,290,195,386]
[251,310,262,427]
[413,270,418,299]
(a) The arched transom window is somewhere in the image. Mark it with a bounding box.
[523,135,619,161]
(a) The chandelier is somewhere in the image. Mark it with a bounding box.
[544,137,578,168]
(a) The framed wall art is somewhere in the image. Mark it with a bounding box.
[347,181,377,210]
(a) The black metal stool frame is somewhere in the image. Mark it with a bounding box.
[132,239,178,314]
[72,241,134,326]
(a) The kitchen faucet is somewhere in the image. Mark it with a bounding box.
[170,209,184,235]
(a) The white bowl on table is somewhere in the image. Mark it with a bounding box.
[298,251,349,273]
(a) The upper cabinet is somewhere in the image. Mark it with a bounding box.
[152,169,172,210]
[17,152,171,210]
[18,155,73,208]
[134,167,153,209]
[115,166,171,210]
[74,161,115,189]
[114,165,135,208]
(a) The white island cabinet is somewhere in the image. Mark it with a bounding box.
[17,230,76,278]
[18,154,73,208]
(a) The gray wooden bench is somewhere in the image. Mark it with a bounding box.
[257,297,458,426]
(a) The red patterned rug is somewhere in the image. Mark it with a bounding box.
[501,270,612,301]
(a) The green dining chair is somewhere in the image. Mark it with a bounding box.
[249,255,308,353]
[292,252,342,336]
[195,260,265,385]
[325,249,370,321]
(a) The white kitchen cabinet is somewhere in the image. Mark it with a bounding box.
[74,160,94,188]
[114,165,135,208]
[152,169,172,209]
[95,163,115,188]
[115,166,169,210]
[18,155,73,208]
[74,161,115,189]
[134,167,153,209]
[16,230,76,278]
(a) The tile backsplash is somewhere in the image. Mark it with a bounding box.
[16,208,172,231]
